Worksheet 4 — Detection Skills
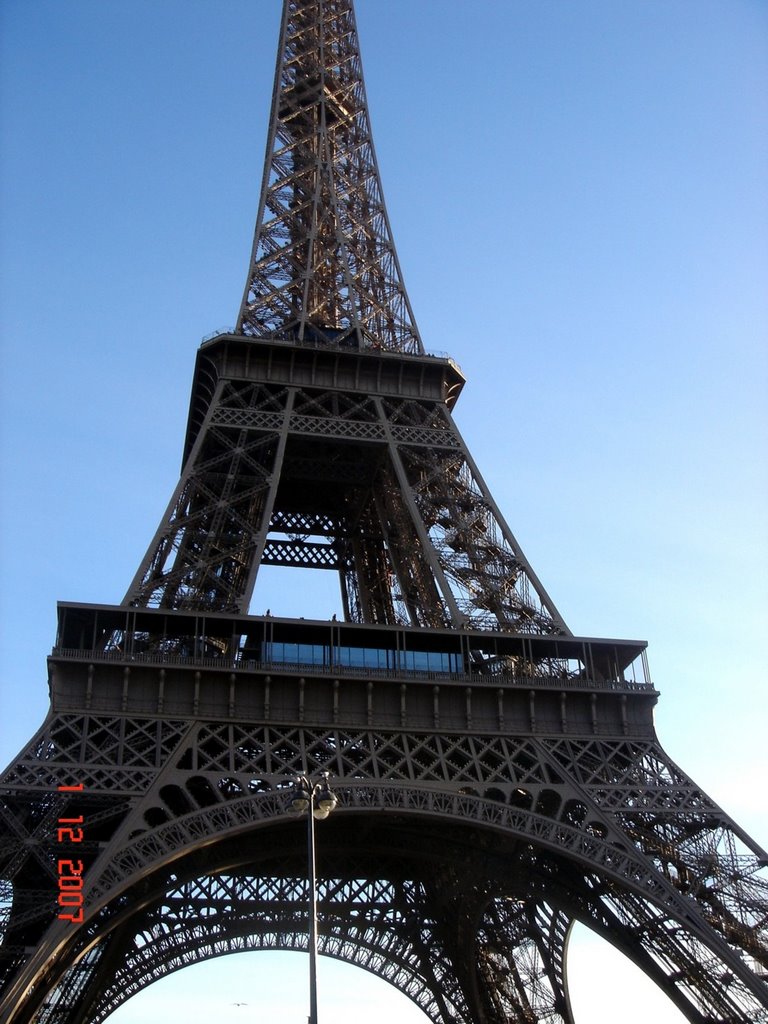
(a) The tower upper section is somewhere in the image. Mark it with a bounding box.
[236,0,423,354]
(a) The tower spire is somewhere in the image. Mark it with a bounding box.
[237,0,422,353]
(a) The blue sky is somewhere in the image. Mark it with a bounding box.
[1,1,766,1021]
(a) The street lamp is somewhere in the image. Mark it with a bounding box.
[290,771,338,1024]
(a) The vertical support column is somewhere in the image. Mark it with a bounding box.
[123,377,230,604]
[374,397,464,627]
[435,405,571,635]
[476,898,575,1024]
[240,387,297,609]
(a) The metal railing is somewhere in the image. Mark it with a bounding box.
[198,327,463,374]
[50,646,653,693]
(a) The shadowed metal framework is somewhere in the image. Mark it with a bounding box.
[1,1,767,1022]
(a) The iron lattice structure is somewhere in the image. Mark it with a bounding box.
[1,1,767,1022]
[237,0,422,352]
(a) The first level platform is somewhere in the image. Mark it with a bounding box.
[49,603,657,737]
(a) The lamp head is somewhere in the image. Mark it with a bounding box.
[290,778,311,813]
[313,776,338,818]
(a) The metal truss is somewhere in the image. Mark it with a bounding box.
[124,379,292,612]
[59,874,471,1024]
[2,0,767,1021]
[2,707,766,1022]
[124,373,567,634]
[477,900,574,1023]
[236,0,422,352]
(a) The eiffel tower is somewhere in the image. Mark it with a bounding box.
[1,1,766,1021]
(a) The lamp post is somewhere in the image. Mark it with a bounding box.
[290,771,338,1024]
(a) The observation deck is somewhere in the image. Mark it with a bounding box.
[50,603,657,738]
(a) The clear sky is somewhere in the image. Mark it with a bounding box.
[1,1,766,1022]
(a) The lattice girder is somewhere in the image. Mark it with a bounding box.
[83,872,473,1024]
[477,900,574,1023]
[2,1,767,1021]
[2,702,767,1023]
[124,337,567,635]
[125,379,294,612]
[237,0,422,352]
[15,809,767,1024]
